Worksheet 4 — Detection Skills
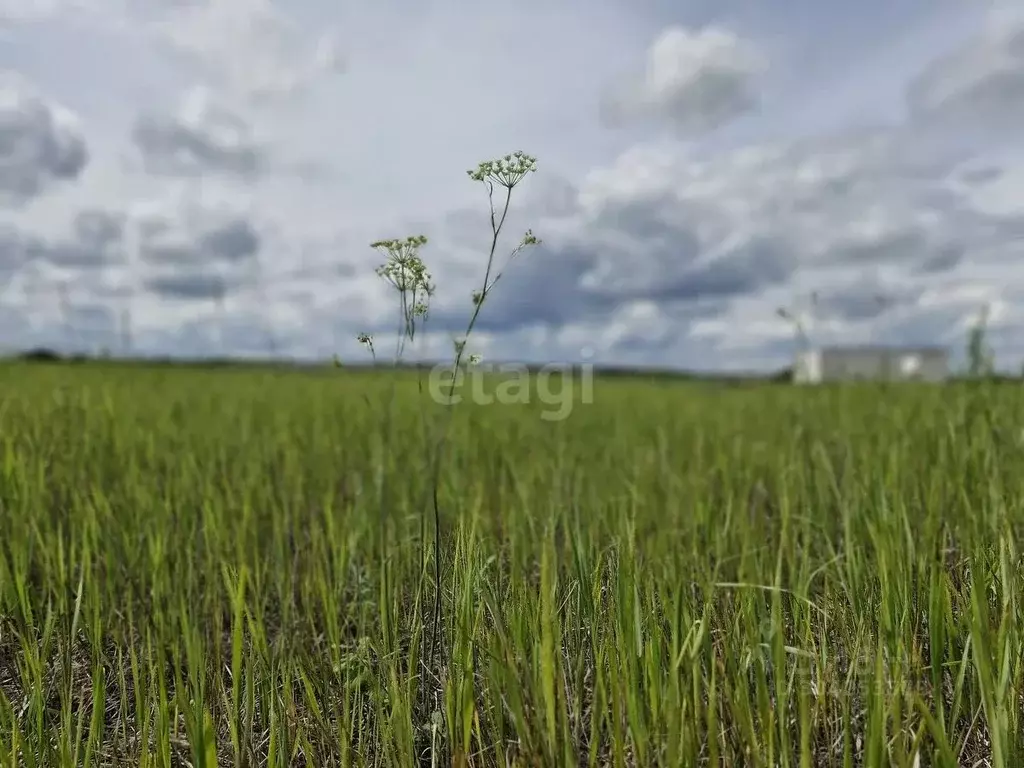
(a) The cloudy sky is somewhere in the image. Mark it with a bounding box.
[1,0,1022,371]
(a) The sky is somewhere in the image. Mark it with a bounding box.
[1,0,1022,372]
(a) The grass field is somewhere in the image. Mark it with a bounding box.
[0,361,1022,767]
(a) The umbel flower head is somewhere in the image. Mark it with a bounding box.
[356,332,375,359]
[370,235,435,319]
[467,151,538,188]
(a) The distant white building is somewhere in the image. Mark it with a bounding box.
[793,345,949,384]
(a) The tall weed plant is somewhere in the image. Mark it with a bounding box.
[356,151,539,764]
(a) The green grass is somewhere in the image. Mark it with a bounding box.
[0,361,1022,766]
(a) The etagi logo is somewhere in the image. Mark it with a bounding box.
[426,349,596,421]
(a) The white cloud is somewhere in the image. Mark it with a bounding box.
[0,0,101,24]
[906,12,1024,131]
[115,185,264,308]
[601,26,765,135]
[131,86,264,177]
[9,208,127,270]
[0,72,88,206]
[139,0,344,103]
[3,0,343,103]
